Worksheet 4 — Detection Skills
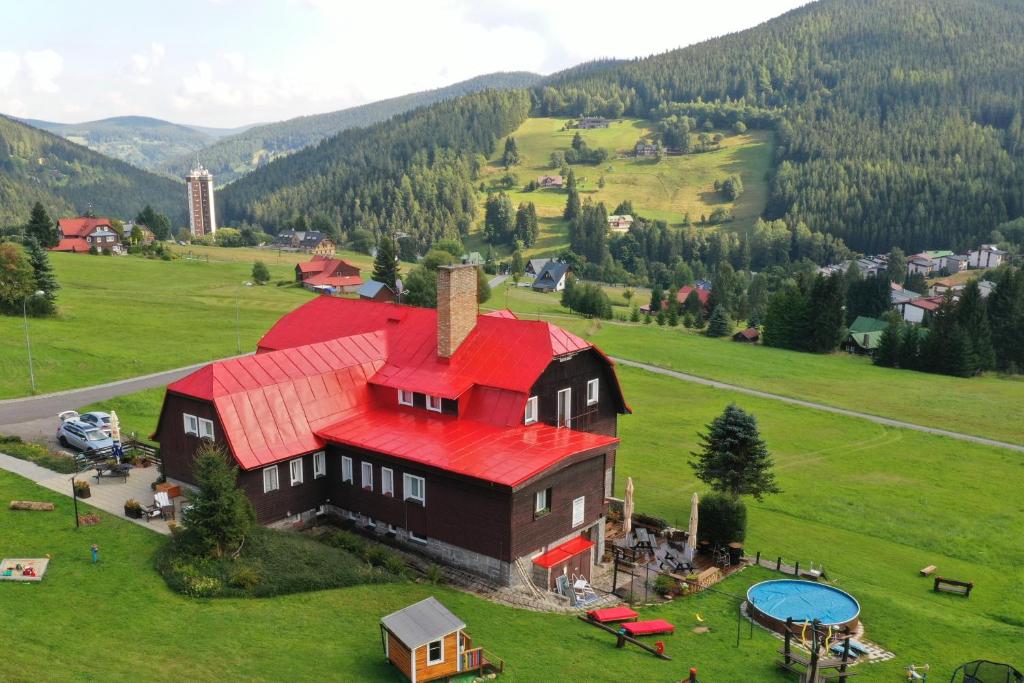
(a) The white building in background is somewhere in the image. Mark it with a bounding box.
[186,163,217,237]
[968,244,1007,269]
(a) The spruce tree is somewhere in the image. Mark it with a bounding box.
[984,269,1023,372]
[26,203,58,247]
[956,280,995,371]
[706,305,731,337]
[649,285,663,313]
[886,247,906,283]
[22,238,58,316]
[899,325,922,370]
[690,404,780,501]
[874,322,902,367]
[502,136,520,168]
[808,273,845,353]
[371,236,400,288]
[563,186,581,222]
[182,442,256,558]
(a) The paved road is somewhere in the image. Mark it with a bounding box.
[488,274,508,289]
[611,357,1024,453]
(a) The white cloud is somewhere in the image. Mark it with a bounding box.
[128,42,166,85]
[23,50,63,93]
[0,52,20,91]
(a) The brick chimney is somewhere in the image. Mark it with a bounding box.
[437,263,478,358]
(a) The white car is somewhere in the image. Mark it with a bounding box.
[59,410,112,436]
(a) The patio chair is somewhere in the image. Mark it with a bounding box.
[143,492,173,522]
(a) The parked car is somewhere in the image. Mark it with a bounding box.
[57,419,113,455]
[78,411,112,436]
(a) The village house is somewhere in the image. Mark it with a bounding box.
[607,215,634,233]
[51,216,123,254]
[294,255,363,293]
[272,229,303,249]
[639,284,711,315]
[301,232,336,257]
[153,265,630,587]
[929,277,965,297]
[842,316,889,355]
[577,117,609,129]
[897,295,944,324]
[537,175,564,189]
[531,261,571,292]
[854,255,888,277]
[635,142,659,157]
[357,280,397,303]
[732,327,760,343]
[940,254,968,273]
[968,244,1007,269]
[526,258,551,277]
[906,256,935,276]
[890,283,921,306]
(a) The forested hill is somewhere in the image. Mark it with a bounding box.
[20,116,215,171]
[219,90,532,246]
[0,115,184,226]
[221,0,1024,256]
[164,71,541,185]
[534,0,1024,253]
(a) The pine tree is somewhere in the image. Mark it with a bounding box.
[563,186,581,222]
[985,269,1024,372]
[502,136,520,168]
[706,305,731,337]
[22,238,58,316]
[808,273,845,353]
[899,325,922,370]
[886,247,906,283]
[956,280,995,371]
[649,285,663,312]
[874,321,902,367]
[690,404,780,501]
[668,306,679,327]
[25,203,58,248]
[182,442,256,558]
[372,236,400,288]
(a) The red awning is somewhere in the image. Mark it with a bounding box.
[532,536,595,569]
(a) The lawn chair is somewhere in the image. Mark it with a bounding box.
[143,491,173,522]
[572,574,599,606]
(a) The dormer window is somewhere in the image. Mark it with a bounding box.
[524,396,538,425]
[398,390,413,406]
[426,395,442,413]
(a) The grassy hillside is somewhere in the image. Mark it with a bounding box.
[0,252,311,398]
[0,115,185,227]
[167,72,541,185]
[472,117,772,256]
[21,116,214,171]
[485,282,1024,445]
[57,360,1024,680]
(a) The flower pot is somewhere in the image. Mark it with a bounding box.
[124,507,142,519]
[76,489,91,499]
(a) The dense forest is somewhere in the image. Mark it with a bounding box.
[219,89,532,250]
[0,115,186,226]
[165,72,541,185]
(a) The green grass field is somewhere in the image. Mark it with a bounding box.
[485,283,1024,446]
[10,357,1019,681]
[0,252,314,399]
[470,117,773,257]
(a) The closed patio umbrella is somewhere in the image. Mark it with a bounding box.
[623,477,635,536]
[683,492,699,562]
[110,411,123,462]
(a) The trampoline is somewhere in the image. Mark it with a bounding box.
[746,579,860,634]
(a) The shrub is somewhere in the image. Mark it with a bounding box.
[425,564,444,585]
[228,565,262,591]
[0,435,78,473]
[322,528,367,555]
[632,512,669,532]
[362,545,391,567]
[698,493,748,546]
[383,553,407,577]
[654,574,677,597]
[73,480,91,495]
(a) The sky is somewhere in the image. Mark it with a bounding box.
[0,0,809,128]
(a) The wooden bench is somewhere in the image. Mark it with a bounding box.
[94,465,131,483]
[919,565,936,576]
[933,577,972,597]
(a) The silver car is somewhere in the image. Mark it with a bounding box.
[57,419,113,455]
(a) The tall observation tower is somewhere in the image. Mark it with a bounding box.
[186,162,217,237]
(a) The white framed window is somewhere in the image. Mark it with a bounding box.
[382,467,394,496]
[587,378,599,406]
[535,487,551,515]
[262,465,280,493]
[427,639,444,665]
[289,458,303,486]
[198,418,214,439]
[409,530,428,544]
[361,461,373,490]
[426,394,442,413]
[404,473,425,504]
[183,414,198,436]
[341,456,353,483]
[524,396,538,425]
[398,389,414,406]
[572,496,585,528]
[557,388,572,428]
[313,451,326,478]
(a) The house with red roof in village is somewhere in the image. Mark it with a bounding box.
[639,285,710,315]
[294,255,363,294]
[51,216,122,254]
[153,265,630,587]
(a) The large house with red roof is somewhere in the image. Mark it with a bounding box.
[294,255,363,293]
[154,265,629,587]
[51,216,122,254]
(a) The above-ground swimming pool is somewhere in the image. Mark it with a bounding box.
[746,579,860,634]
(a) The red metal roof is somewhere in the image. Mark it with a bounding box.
[676,286,710,306]
[304,273,363,288]
[51,238,90,252]
[908,296,943,311]
[57,217,112,237]
[316,408,618,488]
[532,536,595,568]
[166,334,387,469]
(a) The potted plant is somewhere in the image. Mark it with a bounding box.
[73,480,91,499]
[123,499,143,519]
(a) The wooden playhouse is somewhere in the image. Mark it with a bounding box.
[381,597,502,682]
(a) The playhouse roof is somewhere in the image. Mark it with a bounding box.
[382,597,466,650]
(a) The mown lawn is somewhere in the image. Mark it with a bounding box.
[470,117,773,258]
[484,283,1024,446]
[0,252,313,399]
[62,364,1024,680]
